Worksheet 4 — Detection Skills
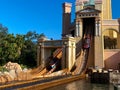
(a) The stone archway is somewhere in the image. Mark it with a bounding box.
[102,28,120,49]
[102,28,120,69]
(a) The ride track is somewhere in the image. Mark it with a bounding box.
[0,44,90,90]
[0,74,85,90]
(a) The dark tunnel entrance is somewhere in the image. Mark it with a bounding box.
[83,18,95,38]
[82,17,95,68]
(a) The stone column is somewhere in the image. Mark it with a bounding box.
[40,43,45,67]
[37,42,45,67]
[71,42,76,69]
[62,43,67,69]
[38,37,46,67]
[94,17,104,68]
[75,21,79,37]
[37,45,40,66]
[95,18,101,36]
[79,19,83,37]
[62,37,76,71]
[94,36,104,68]
[98,19,101,36]
[76,19,83,37]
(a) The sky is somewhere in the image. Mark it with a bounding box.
[0,0,120,40]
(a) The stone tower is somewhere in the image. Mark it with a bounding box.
[62,3,72,37]
[102,0,112,19]
[74,0,119,69]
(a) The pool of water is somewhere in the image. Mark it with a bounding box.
[46,79,114,90]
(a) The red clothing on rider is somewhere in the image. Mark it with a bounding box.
[83,34,91,49]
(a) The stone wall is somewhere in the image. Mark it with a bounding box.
[104,49,120,70]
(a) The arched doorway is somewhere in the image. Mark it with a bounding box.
[103,28,120,69]
[103,29,119,49]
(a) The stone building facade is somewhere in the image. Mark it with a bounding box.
[37,0,120,71]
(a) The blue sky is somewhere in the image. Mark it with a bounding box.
[0,0,120,39]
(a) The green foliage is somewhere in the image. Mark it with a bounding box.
[0,66,8,72]
[20,31,39,67]
[0,23,46,68]
[0,24,8,39]
[20,64,28,69]
[0,34,25,64]
[25,31,45,41]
